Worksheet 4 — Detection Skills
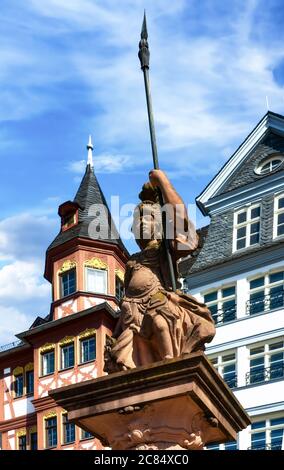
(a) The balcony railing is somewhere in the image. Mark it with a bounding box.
[0,339,23,353]
[245,364,284,385]
[246,290,284,316]
[211,305,237,325]
[224,374,238,389]
[247,443,283,450]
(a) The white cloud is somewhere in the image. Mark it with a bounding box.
[0,261,49,301]
[0,306,32,346]
[0,212,58,261]
[68,154,133,174]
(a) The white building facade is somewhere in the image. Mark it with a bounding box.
[180,111,284,450]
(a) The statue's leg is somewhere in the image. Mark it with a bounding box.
[152,315,174,360]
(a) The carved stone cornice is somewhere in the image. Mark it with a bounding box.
[115,269,124,282]
[58,336,74,346]
[39,343,55,353]
[43,410,57,420]
[13,366,23,376]
[78,328,96,340]
[84,257,108,270]
[58,260,76,274]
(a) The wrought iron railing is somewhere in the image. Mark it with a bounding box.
[211,305,237,325]
[224,374,238,389]
[245,364,284,385]
[0,339,23,353]
[246,290,284,316]
[247,443,283,450]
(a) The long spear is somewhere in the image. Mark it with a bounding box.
[138,12,177,292]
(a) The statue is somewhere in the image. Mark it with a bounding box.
[104,169,215,373]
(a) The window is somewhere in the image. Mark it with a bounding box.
[30,432,37,450]
[42,350,55,376]
[255,156,284,175]
[60,269,76,298]
[15,374,24,398]
[80,337,96,363]
[250,417,284,450]
[61,343,74,370]
[115,276,124,301]
[18,435,26,450]
[86,267,107,294]
[81,429,93,440]
[246,340,284,385]
[233,205,261,251]
[203,285,236,324]
[206,440,237,450]
[45,417,57,448]
[209,352,237,388]
[247,271,284,315]
[62,213,76,229]
[274,194,284,238]
[26,370,34,395]
[62,414,75,444]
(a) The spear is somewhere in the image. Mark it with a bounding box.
[138,12,177,292]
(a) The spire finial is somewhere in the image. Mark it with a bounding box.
[87,135,94,168]
[138,11,150,69]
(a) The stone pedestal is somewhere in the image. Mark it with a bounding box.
[50,352,250,450]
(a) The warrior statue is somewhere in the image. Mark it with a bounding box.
[104,169,215,373]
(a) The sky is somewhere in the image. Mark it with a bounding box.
[1,0,284,345]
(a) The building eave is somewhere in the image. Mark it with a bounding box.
[196,111,284,215]
[16,302,119,343]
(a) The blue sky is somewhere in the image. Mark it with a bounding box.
[1,0,284,345]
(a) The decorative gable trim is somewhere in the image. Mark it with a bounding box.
[197,112,284,215]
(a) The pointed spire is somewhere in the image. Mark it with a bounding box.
[138,11,150,69]
[87,135,94,169]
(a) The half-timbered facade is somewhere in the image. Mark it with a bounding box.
[0,139,129,450]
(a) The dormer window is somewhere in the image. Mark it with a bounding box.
[233,204,261,251]
[255,155,284,176]
[58,201,79,232]
[62,213,76,229]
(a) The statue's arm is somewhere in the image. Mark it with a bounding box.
[149,169,199,255]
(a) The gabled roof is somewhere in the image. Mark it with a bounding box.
[46,164,128,254]
[197,111,284,215]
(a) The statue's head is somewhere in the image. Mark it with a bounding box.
[132,182,162,249]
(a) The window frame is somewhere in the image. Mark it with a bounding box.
[247,269,284,316]
[247,339,284,385]
[14,373,24,398]
[115,275,124,302]
[250,415,284,450]
[209,351,237,388]
[203,284,236,325]
[45,416,57,449]
[41,350,55,376]
[60,268,76,298]
[233,203,261,252]
[273,193,284,239]
[62,413,76,445]
[85,267,107,295]
[80,336,96,364]
[60,342,75,370]
[26,370,34,395]
[18,434,27,450]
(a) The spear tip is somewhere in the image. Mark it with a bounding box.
[141,10,148,40]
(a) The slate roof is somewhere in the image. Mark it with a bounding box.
[47,164,128,254]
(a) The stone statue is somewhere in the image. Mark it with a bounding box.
[104,170,215,373]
